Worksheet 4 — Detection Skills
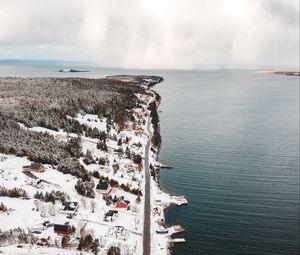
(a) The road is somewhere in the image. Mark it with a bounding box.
[143,113,152,255]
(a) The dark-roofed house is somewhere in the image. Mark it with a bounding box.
[96,180,111,195]
[23,163,45,173]
[54,224,73,235]
[104,210,118,222]
[62,202,79,212]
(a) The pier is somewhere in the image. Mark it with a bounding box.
[170,238,186,243]
[154,162,174,169]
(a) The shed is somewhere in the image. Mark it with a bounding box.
[54,224,73,235]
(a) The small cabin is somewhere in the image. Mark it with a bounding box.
[23,163,45,173]
[54,224,73,235]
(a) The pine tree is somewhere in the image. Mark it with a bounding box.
[78,237,84,251]
[61,235,70,248]
[117,138,122,146]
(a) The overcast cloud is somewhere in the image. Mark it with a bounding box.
[0,0,299,69]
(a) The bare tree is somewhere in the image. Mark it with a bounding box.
[90,200,96,213]
[48,203,56,216]
[122,244,132,255]
[77,221,87,238]
[33,200,40,211]
[40,203,47,217]
[81,198,87,208]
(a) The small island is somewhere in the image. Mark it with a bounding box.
[256,70,300,76]
[58,68,89,73]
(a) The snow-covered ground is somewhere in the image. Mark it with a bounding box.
[0,81,187,255]
[0,91,151,254]
[0,246,94,255]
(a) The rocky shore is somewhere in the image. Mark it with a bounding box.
[141,78,188,255]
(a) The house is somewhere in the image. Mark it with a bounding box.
[39,236,51,246]
[62,202,79,213]
[114,197,130,209]
[31,223,47,234]
[150,147,157,154]
[113,147,123,157]
[104,210,118,221]
[152,207,161,216]
[126,167,135,174]
[132,123,141,130]
[124,121,133,131]
[134,107,144,115]
[54,224,73,235]
[96,180,112,195]
[135,130,144,137]
[130,163,140,169]
[130,143,142,150]
[156,218,165,226]
[156,226,169,234]
[23,163,45,173]
[154,162,160,168]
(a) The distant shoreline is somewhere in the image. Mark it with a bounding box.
[256,70,300,76]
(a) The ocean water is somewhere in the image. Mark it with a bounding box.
[154,70,299,255]
[1,64,299,255]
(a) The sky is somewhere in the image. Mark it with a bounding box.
[0,0,299,69]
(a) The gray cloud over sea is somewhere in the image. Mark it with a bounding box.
[0,0,299,69]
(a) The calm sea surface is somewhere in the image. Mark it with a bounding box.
[1,64,299,255]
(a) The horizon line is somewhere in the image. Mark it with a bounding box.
[0,58,299,72]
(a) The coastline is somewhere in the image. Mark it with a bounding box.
[143,79,188,255]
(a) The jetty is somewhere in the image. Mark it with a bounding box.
[169,196,188,206]
[160,164,174,169]
[170,238,186,243]
[154,162,174,169]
